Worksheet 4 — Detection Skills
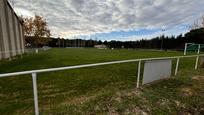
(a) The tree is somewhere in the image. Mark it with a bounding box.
[22,15,51,47]
[190,15,204,30]
[191,20,199,30]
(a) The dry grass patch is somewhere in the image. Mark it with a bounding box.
[192,76,204,81]
[181,88,194,97]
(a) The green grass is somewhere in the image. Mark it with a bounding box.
[0,48,203,115]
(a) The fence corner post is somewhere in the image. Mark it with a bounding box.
[175,57,180,76]
[32,73,39,115]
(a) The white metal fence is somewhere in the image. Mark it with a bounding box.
[184,43,204,55]
[0,54,204,115]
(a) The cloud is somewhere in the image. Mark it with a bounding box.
[9,0,204,39]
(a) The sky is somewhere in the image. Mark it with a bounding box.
[9,0,204,41]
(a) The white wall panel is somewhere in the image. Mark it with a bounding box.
[14,16,21,54]
[12,12,18,55]
[17,22,22,54]
[0,18,3,60]
[19,24,25,53]
[143,59,172,85]
[0,0,24,60]
[8,6,16,56]
[0,0,10,58]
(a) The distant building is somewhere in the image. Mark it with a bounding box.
[94,44,107,49]
[0,0,25,60]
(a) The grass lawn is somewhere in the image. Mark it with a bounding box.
[0,48,203,115]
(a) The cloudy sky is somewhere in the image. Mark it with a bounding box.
[9,0,204,41]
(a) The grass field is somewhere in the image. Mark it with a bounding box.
[0,48,204,115]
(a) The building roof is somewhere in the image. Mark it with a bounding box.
[6,0,23,25]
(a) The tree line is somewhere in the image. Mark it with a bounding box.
[22,15,204,50]
[105,28,204,50]
[44,28,204,50]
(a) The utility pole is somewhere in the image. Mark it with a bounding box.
[59,38,60,48]
[160,28,165,50]
[62,38,64,48]
[58,37,60,48]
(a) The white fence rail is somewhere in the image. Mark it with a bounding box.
[0,54,204,115]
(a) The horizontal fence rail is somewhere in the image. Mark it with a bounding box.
[0,54,204,115]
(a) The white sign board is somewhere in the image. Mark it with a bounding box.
[143,59,172,85]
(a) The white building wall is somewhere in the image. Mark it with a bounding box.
[0,0,11,58]
[12,12,18,55]
[0,0,24,60]
[17,22,23,54]
[8,5,16,56]
[0,19,3,60]
[14,16,21,54]
[19,24,25,53]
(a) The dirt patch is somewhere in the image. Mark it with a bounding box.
[115,89,141,97]
[114,97,122,102]
[131,107,148,115]
[40,88,61,94]
[113,89,141,103]
[42,90,76,98]
[174,100,185,108]
[16,106,33,115]
[60,95,97,106]
[38,83,55,89]
[192,76,204,81]
[156,98,170,106]
[108,107,119,115]
[0,94,7,98]
[124,107,148,115]
[181,88,194,97]
[127,89,141,97]
[68,96,89,105]
[178,111,193,115]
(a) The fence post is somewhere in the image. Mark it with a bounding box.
[137,61,141,88]
[197,44,201,54]
[175,57,180,76]
[35,49,38,54]
[184,43,187,55]
[32,73,39,115]
[195,56,199,70]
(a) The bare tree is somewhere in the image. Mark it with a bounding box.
[202,16,204,27]
[191,20,199,30]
